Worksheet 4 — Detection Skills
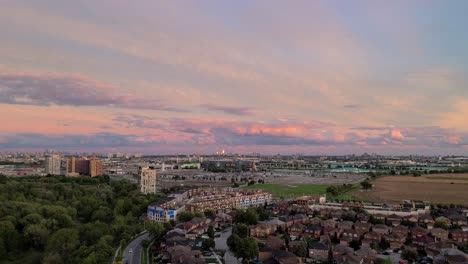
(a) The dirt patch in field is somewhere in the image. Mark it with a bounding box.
[352,174,468,205]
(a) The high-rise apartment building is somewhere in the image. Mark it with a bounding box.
[66,157,102,177]
[138,166,157,194]
[66,157,77,175]
[89,158,102,177]
[44,155,61,175]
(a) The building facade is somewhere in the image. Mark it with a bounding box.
[139,166,157,194]
[89,158,103,177]
[185,189,271,212]
[66,157,102,177]
[44,155,61,175]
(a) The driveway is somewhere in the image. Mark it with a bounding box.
[122,232,150,264]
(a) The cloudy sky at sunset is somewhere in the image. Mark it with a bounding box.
[1,0,468,154]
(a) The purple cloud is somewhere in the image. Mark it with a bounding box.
[199,103,255,116]
[0,72,185,112]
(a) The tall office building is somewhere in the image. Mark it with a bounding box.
[138,166,157,194]
[44,155,61,175]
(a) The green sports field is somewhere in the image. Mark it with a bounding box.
[243,183,328,198]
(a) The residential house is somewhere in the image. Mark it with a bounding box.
[354,222,372,233]
[430,228,449,241]
[411,226,428,239]
[451,229,468,243]
[266,236,286,250]
[323,227,343,238]
[419,215,435,226]
[341,230,362,241]
[447,213,468,226]
[373,224,391,235]
[384,232,406,250]
[330,210,344,220]
[308,242,329,262]
[433,248,468,264]
[304,226,322,239]
[386,214,402,225]
[362,231,381,247]
[337,221,354,230]
[265,218,287,230]
[250,223,276,237]
[334,253,363,264]
[332,244,353,259]
[355,246,377,264]
[357,213,370,223]
[166,245,204,264]
[289,223,306,238]
[322,219,337,228]
[402,215,418,224]
[372,213,386,222]
[258,247,275,263]
[273,250,302,264]
[425,241,456,259]
[308,217,322,226]
[392,225,409,236]
[413,235,436,249]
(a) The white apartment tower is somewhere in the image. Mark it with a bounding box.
[45,155,61,175]
[138,166,157,194]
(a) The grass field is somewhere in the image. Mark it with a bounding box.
[243,183,328,198]
[352,174,468,205]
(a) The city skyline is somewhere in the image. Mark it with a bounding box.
[1,1,468,155]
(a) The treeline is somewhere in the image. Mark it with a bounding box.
[367,166,468,178]
[325,183,356,196]
[0,175,163,264]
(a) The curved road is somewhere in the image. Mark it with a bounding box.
[122,232,150,264]
[215,227,240,264]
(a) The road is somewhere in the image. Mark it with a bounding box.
[122,232,150,264]
[214,227,240,264]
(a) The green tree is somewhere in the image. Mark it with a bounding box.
[242,237,259,260]
[232,223,249,238]
[402,249,419,262]
[204,209,215,217]
[177,211,194,222]
[46,228,79,259]
[207,226,215,239]
[292,244,308,258]
[147,222,165,239]
[24,224,49,249]
[360,180,372,189]
[202,238,215,251]
[434,220,448,230]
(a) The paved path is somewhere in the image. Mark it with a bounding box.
[122,232,150,264]
[214,227,240,264]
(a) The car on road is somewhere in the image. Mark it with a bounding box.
[129,249,133,254]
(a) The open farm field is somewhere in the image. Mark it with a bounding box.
[352,174,468,205]
[243,183,328,198]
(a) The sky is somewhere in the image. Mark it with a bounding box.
[1,0,468,155]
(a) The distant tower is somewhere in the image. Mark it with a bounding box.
[138,166,158,194]
[44,155,61,175]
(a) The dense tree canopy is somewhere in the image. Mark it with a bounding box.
[0,175,163,264]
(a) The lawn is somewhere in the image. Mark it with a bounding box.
[243,183,328,198]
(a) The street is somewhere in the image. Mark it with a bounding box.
[122,232,150,264]
[214,227,240,264]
